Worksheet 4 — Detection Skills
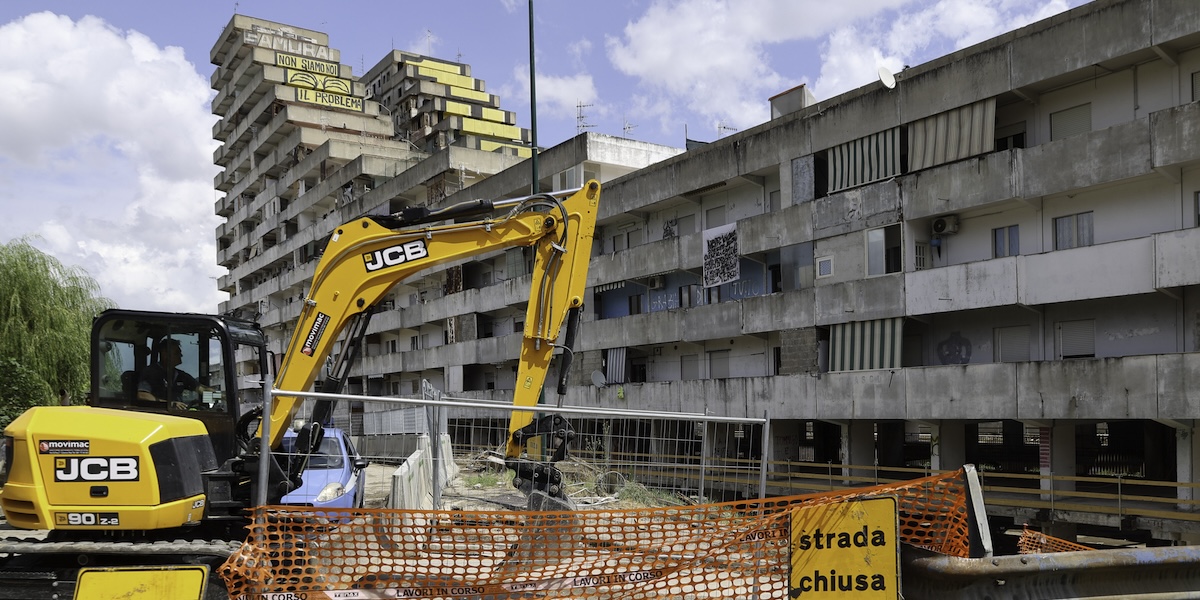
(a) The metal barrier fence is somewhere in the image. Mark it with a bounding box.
[274,383,770,507]
[274,383,1200,526]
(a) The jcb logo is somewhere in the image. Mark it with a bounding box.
[363,240,428,272]
[54,457,139,482]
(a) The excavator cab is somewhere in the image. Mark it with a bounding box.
[1,309,273,532]
[90,310,265,464]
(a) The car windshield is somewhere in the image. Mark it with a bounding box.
[280,436,345,469]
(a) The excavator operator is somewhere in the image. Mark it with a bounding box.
[137,337,204,410]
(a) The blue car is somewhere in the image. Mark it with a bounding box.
[279,427,369,509]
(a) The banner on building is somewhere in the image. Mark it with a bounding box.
[703,223,739,288]
[295,88,363,112]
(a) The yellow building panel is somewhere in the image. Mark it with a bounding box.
[410,56,465,75]
[442,100,473,117]
[479,106,508,123]
[459,117,523,141]
[479,140,533,157]
[446,85,492,103]
[435,99,512,124]
[415,66,478,91]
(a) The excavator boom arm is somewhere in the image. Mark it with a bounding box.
[268,181,600,450]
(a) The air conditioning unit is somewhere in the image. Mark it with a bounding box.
[932,215,960,235]
[648,276,665,290]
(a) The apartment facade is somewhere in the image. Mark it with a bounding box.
[549,0,1200,540]
[211,2,1200,540]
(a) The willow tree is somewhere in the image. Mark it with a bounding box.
[0,238,113,421]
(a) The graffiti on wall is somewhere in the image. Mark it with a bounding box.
[937,331,972,365]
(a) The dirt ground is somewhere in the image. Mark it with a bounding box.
[360,460,528,511]
[361,456,685,511]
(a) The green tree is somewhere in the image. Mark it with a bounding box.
[0,238,113,422]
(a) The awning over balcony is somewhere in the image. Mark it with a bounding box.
[829,317,905,371]
[828,127,901,193]
[908,98,996,171]
[606,347,626,384]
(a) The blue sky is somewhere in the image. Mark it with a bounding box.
[0,0,1082,313]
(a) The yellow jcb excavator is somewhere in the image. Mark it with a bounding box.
[0,181,600,598]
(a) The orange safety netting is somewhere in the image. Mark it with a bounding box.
[220,468,973,599]
[1017,524,1093,554]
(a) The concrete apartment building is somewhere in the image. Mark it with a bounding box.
[210,2,1200,539]
[207,17,681,412]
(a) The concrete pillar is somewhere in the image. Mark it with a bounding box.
[1177,423,1199,511]
[649,421,663,458]
[1042,521,1078,542]
[931,421,967,472]
[876,422,905,482]
[1042,423,1076,500]
[843,421,876,484]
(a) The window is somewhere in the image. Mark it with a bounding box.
[1054,212,1093,250]
[995,122,1027,150]
[1193,70,1200,102]
[629,358,647,383]
[705,205,727,229]
[676,214,697,236]
[993,225,1019,257]
[769,190,781,212]
[611,233,627,252]
[681,354,700,380]
[1050,104,1091,141]
[816,256,833,278]
[768,264,783,292]
[1057,319,1095,359]
[914,243,929,270]
[628,294,644,315]
[409,336,419,351]
[708,350,731,379]
[514,320,524,333]
[706,286,721,304]
[866,224,902,276]
[611,228,642,252]
[679,284,701,308]
[994,325,1030,362]
[1194,191,1199,228]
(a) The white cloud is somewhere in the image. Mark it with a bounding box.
[604,0,912,134]
[0,12,224,313]
[406,28,441,56]
[812,0,1076,100]
[568,38,592,70]
[501,65,599,121]
[606,0,1078,135]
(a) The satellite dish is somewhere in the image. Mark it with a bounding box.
[590,370,608,389]
[878,67,897,89]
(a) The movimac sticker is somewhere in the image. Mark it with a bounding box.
[363,240,429,273]
[301,312,331,356]
[39,440,90,455]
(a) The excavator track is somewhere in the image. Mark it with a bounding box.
[0,536,241,599]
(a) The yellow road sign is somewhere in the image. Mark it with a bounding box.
[790,496,900,597]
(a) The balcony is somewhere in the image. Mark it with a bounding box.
[907,228,1200,316]
[518,351,1200,422]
